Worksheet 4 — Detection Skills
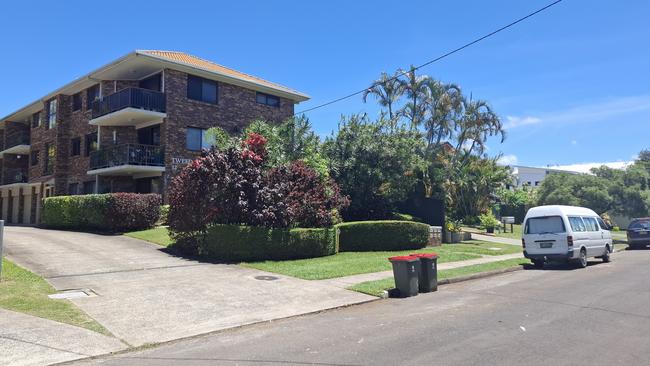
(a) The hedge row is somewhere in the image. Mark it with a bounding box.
[200,224,337,261]
[42,193,161,232]
[336,220,430,251]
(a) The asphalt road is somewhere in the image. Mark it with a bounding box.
[78,249,650,366]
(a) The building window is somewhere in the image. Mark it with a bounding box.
[47,99,57,129]
[30,150,39,166]
[44,143,55,175]
[83,181,95,194]
[68,183,79,195]
[71,137,81,156]
[85,133,98,156]
[256,92,280,107]
[86,84,100,109]
[187,75,217,104]
[72,92,83,111]
[32,112,41,128]
[186,127,212,151]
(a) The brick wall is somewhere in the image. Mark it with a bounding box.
[162,68,294,177]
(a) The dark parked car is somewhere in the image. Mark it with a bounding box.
[627,218,650,249]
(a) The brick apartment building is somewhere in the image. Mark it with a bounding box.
[0,50,309,225]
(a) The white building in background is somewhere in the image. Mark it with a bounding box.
[508,165,579,189]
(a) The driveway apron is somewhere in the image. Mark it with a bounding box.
[4,226,374,347]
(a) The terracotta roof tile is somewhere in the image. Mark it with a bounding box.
[138,50,307,99]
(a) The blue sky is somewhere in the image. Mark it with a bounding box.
[0,0,647,167]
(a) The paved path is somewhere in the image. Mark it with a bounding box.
[318,252,524,288]
[471,232,521,245]
[0,309,124,366]
[76,249,650,366]
[3,227,373,349]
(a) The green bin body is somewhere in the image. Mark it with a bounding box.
[388,256,420,297]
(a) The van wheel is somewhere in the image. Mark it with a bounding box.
[532,259,544,269]
[602,246,611,263]
[577,248,588,268]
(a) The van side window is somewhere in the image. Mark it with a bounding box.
[582,217,599,232]
[568,216,586,232]
[597,217,608,230]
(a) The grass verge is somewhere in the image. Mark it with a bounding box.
[125,226,173,247]
[0,258,110,335]
[242,240,520,280]
[349,258,529,297]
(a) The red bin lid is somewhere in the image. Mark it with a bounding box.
[410,253,438,259]
[388,255,418,262]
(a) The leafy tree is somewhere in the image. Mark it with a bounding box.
[323,114,424,220]
[399,66,431,129]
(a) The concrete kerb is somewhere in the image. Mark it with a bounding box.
[379,265,524,298]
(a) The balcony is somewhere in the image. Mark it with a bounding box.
[2,168,28,185]
[0,130,30,156]
[90,88,166,127]
[88,143,165,176]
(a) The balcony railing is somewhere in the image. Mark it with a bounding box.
[89,143,165,170]
[91,88,166,120]
[3,168,28,185]
[4,130,30,150]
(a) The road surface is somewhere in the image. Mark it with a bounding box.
[78,248,650,366]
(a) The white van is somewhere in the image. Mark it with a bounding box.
[522,205,613,268]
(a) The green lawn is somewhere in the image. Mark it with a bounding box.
[242,240,521,280]
[349,258,529,297]
[463,224,522,240]
[0,258,110,335]
[125,227,173,247]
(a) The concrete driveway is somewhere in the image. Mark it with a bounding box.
[4,226,373,347]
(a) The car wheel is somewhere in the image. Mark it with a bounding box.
[577,248,588,268]
[532,259,544,269]
[602,246,611,263]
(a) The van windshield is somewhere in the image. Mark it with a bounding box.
[525,216,566,234]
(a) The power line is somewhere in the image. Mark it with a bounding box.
[296,0,564,115]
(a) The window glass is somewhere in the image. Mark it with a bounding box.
[568,216,586,232]
[45,144,56,175]
[68,183,79,195]
[525,216,566,234]
[186,127,203,151]
[582,217,599,232]
[32,112,41,128]
[86,85,100,109]
[629,220,650,230]
[256,92,280,107]
[48,99,57,129]
[139,73,162,91]
[187,75,217,104]
[30,150,39,166]
[72,92,82,111]
[85,133,98,156]
[83,181,95,194]
[71,138,81,156]
[597,217,608,230]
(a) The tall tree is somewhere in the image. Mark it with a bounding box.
[362,72,403,121]
[399,66,431,129]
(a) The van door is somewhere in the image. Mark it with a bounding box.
[568,216,590,254]
[582,217,604,256]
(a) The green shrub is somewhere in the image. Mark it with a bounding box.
[479,212,500,230]
[42,193,161,232]
[159,204,170,225]
[200,225,337,261]
[336,220,430,252]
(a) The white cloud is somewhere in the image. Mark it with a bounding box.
[570,140,577,145]
[498,154,519,166]
[504,115,541,129]
[504,95,650,129]
[545,161,633,174]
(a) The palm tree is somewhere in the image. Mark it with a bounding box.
[421,81,463,148]
[362,72,404,121]
[453,97,505,164]
[399,66,432,129]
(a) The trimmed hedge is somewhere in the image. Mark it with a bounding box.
[336,220,430,251]
[42,193,161,232]
[200,224,337,261]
